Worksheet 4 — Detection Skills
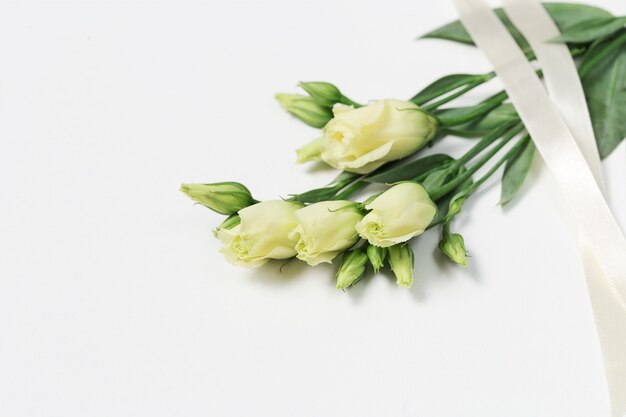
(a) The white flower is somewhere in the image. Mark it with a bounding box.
[288,200,363,266]
[356,182,437,247]
[217,200,302,268]
[319,100,437,174]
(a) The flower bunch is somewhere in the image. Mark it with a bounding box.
[182,2,626,290]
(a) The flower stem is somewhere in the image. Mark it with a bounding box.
[429,122,525,200]
[333,180,368,200]
[466,134,531,195]
[436,91,509,127]
[449,120,518,170]
[412,72,495,107]
[423,75,495,111]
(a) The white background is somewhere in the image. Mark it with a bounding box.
[1,0,625,416]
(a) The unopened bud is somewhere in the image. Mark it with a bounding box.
[438,230,467,267]
[180,182,254,215]
[336,249,368,290]
[275,93,333,128]
[366,245,387,273]
[299,81,343,107]
[388,244,415,288]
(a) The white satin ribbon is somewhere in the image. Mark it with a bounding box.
[501,0,605,191]
[450,0,626,415]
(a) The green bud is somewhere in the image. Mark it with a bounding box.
[366,245,387,273]
[299,81,343,107]
[180,182,254,215]
[447,196,465,219]
[296,137,324,164]
[336,249,369,290]
[438,230,467,267]
[275,93,333,129]
[388,244,414,288]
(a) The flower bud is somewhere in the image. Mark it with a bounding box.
[180,182,255,215]
[388,244,415,288]
[299,81,343,107]
[336,249,368,290]
[275,93,333,129]
[296,137,324,164]
[366,245,387,273]
[438,231,467,267]
[446,192,468,220]
[320,99,438,173]
[356,182,437,247]
[288,200,363,266]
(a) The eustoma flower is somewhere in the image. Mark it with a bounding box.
[217,200,302,268]
[356,182,437,247]
[288,200,363,265]
[315,100,437,174]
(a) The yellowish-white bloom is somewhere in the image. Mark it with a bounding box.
[217,200,302,268]
[356,182,437,247]
[388,244,414,288]
[319,100,437,174]
[288,200,363,266]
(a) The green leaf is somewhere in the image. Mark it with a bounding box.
[421,3,613,49]
[580,34,626,158]
[500,139,535,205]
[410,73,482,105]
[365,154,453,184]
[550,16,626,44]
[423,8,530,51]
[448,104,519,137]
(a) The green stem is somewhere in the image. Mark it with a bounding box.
[429,123,524,200]
[339,96,362,108]
[437,91,508,127]
[412,72,495,106]
[333,180,368,200]
[450,120,518,170]
[423,78,489,111]
[466,134,530,194]
[428,133,530,230]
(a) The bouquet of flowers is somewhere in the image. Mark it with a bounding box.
[182,2,626,290]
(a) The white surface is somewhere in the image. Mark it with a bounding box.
[1,1,625,416]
